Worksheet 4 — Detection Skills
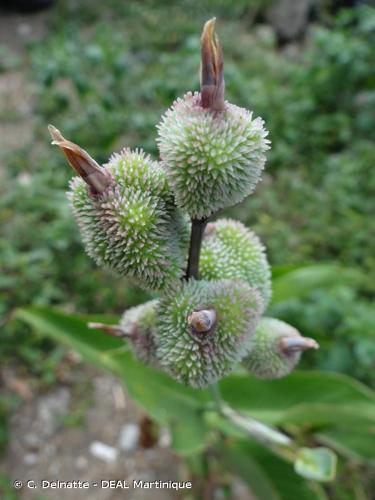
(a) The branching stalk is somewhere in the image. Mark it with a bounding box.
[185,216,227,417]
[220,404,297,462]
[209,384,223,412]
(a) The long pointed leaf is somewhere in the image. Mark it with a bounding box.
[271,264,362,304]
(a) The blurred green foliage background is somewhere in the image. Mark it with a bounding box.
[0,0,374,459]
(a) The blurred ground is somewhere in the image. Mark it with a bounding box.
[1,366,184,500]
[2,363,251,499]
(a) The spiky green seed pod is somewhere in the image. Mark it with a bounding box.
[157,92,270,219]
[157,20,270,219]
[155,279,263,388]
[68,152,189,291]
[200,219,272,309]
[242,318,319,379]
[49,126,189,292]
[89,300,159,367]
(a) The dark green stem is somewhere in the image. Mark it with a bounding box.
[185,218,208,280]
[185,217,225,414]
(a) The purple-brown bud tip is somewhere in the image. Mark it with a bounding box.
[279,336,319,355]
[88,322,132,338]
[200,18,225,112]
[48,124,110,195]
[187,307,217,334]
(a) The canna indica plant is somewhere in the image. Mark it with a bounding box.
[45,20,336,486]
[49,19,318,388]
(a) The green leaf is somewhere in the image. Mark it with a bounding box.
[15,307,124,371]
[295,447,337,482]
[220,439,327,500]
[271,264,362,304]
[317,427,375,463]
[271,263,306,279]
[15,307,210,455]
[222,444,281,500]
[219,371,375,457]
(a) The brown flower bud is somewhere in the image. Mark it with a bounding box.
[88,322,130,338]
[48,124,111,195]
[200,18,225,112]
[279,336,319,355]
